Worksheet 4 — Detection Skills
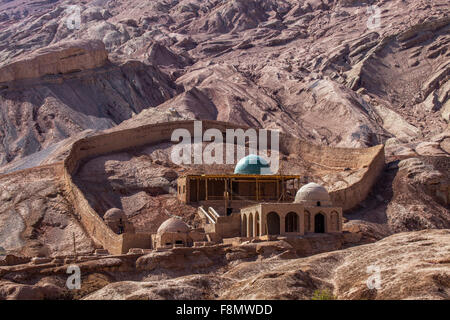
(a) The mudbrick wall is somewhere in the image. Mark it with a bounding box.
[328,146,385,211]
[63,166,152,255]
[60,120,385,254]
[282,134,386,210]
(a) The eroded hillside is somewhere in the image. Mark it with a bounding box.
[1,229,449,300]
[0,0,448,171]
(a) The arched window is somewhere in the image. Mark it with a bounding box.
[266,212,280,235]
[285,212,298,232]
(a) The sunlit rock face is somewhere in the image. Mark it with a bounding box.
[0,0,448,171]
[0,40,108,83]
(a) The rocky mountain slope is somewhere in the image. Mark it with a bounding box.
[0,38,180,166]
[0,164,95,257]
[0,0,448,170]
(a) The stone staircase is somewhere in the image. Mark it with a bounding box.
[197,206,219,224]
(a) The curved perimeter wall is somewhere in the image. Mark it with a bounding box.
[62,120,385,254]
[281,135,385,210]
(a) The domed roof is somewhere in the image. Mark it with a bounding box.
[104,208,126,221]
[294,183,331,205]
[157,217,190,234]
[234,155,271,175]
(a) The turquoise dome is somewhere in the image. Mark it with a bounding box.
[234,155,271,175]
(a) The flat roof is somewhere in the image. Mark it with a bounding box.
[179,174,301,179]
[240,202,296,209]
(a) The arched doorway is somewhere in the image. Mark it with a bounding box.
[314,213,325,233]
[267,212,280,235]
[242,215,247,237]
[285,212,298,232]
[248,213,254,237]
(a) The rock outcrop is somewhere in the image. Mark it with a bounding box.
[0,280,66,300]
[0,40,108,83]
[84,230,450,300]
[0,49,180,166]
[0,164,95,257]
[220,229,450,300]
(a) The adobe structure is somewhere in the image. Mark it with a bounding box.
[103,208,135,234]
[60,120,385,254]
[87,153,344,250]
[151,217,206,248]
[240,183,342,237]
[177,155,302,214]
[171,155,342,246]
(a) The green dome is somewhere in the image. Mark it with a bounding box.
[234,155,271,175]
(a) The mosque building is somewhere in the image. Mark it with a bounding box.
[151,155,343,248]
[102,155,343,249]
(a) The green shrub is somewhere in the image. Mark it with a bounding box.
[311,289,336,300]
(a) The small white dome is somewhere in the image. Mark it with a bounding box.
[157,217,190,234]
[294,183,332,206]
[104,208,126,221]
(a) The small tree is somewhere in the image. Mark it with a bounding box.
[312,289,336,300]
